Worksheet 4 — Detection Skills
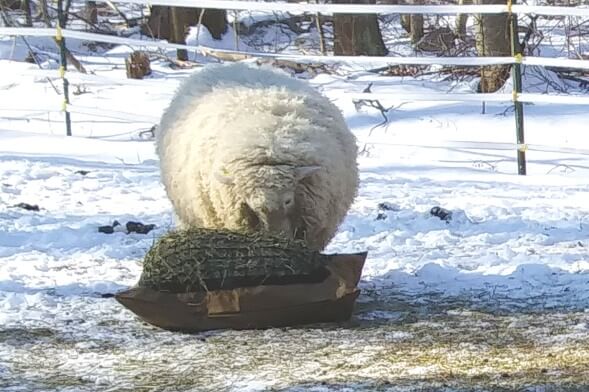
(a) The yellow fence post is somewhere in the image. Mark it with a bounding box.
[56,0,72,136]
[509,0,526,175]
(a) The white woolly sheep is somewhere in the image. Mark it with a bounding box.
[155,62,359,251]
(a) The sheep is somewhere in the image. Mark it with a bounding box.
[155,62,359,251]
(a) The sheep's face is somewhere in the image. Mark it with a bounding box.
[243,187,296,235]
[215,165,321,238]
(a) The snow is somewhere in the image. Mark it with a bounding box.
[2,12,589,392]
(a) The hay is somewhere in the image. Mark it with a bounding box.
[137,228,330,292]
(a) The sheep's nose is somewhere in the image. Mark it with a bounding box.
[266,209,282,221]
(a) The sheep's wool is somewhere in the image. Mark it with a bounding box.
[156,62,359,250]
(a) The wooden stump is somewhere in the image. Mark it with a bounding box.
[125,51,151,79]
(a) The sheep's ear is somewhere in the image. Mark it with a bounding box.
[295,166,321,181]
[214,170,234,185]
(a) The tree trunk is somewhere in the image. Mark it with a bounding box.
[84,0,98,29]
[401,14,411,33]
[146,6,227,61]
[145,6,227,42]
[333,0,387,56]
[170,6,188,61]
[455,0,472,38]
[22,0,32,26]
[474,0,511,92]
[398,0,423,45]
[315,13,326,55]
[200,9,227,40]
[38,0,50,25]
[409,0,424,45]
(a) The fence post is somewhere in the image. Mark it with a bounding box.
[509,0,526,175]
[56,0,72,137]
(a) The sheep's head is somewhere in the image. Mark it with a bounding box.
[215,164,321,238]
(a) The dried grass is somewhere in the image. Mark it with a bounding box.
[2,292,589,391]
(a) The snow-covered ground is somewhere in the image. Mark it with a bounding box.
[2,11,589,391]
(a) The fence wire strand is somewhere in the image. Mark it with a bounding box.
[1,1,589,171]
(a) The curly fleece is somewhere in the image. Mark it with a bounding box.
[156,62,359,250]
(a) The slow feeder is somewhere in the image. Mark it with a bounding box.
[115,228,367,332]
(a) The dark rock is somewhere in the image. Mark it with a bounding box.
[376,202,400,220]
[100,220,155,235]
[126,221,156,234]
[377,202,398,211]
[99,220,121,234]
[98,225,115,234]
[430,206,452,222]
[13,203,40,211]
